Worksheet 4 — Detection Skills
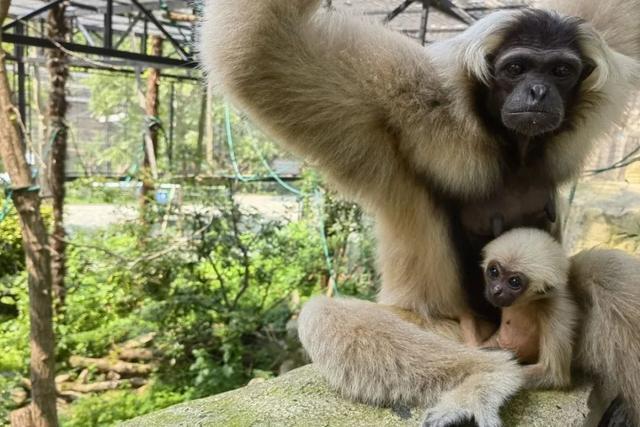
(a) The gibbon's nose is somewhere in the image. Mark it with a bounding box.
[529,84,548,103]
[491,285,503,296]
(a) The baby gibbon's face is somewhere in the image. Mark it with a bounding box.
[483,261,530,307]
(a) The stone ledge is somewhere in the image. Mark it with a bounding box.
[122,364,605,426]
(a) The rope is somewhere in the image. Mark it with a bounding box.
[253,142,303,196]
[225,103,303,194]
[224,103,260,182]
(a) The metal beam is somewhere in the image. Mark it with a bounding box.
[6,54,201,80]
[130,0,190,60]
[418,0,431,46]
[2,32,196,69]
[114,13,142,49]
[73,0,186,17]
[432,0,475,25]
[104,0,113,49]
[77,23,96,46]
[384,0,416,24]
[141,18,148,54]
[3,0,65,30]
[14,22,26,142]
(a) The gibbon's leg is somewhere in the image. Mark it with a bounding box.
[459,312,496,347]
[298,297,524,427]
[569,249,640,426]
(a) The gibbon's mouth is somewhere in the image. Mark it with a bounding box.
[488,297,514,308]
[491,301,513,308]
[502,110,563,136]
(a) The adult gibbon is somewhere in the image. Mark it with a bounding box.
[200,0,640,425]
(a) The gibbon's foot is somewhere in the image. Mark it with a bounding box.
[420,364,520,427]
[422,407,480,427]
[422,402,498,427]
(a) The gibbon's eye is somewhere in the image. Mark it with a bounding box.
[553,64,573,78]
[508,275,522,290]
[487,264,500,279]
[505,63,525,77]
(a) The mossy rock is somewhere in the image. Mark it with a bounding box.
[122,364,605,426]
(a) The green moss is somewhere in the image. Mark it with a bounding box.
[122,365,602,427]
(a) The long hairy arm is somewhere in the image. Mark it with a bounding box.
[534,0,640,59]
[524,292,578,389]
[200,0,499,208]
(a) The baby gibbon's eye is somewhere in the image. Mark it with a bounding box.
[487,264,500,279]
[508,276,522,290]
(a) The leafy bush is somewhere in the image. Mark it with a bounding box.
[0,184,377,425]
[0,201,52,279]
[60,385,184,427]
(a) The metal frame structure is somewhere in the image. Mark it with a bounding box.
[3,0,200,142]
[381,0,526,45]
[3,0,197,69]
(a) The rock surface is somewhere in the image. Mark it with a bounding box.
[562,181,640,256]
[122,364,603,427]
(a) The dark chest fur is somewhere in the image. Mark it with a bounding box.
[446,143,558,322]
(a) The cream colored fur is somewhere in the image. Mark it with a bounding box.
[482,229,578,389]
[199,1,640,425]
[570,249,640,425]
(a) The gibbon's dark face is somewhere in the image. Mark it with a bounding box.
[483,261,530,308]
[487,10,595,137]
[493,47,587,136]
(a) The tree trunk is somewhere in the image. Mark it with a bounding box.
[0,2,58,426]
[46,2,69,309]
[140,36,162,222]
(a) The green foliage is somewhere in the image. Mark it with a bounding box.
[60,385,184,427]
[0,183,377,425]
[0,202,52,330]
[0,274,29,372]
[0,210,24,278]
[0,201,52,278]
